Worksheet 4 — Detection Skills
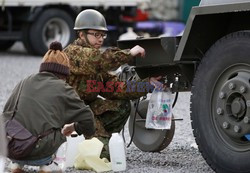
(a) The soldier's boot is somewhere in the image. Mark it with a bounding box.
[98,137,110,161]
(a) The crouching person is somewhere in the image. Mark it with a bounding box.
[2,42,95,173]
[0,116,7,173]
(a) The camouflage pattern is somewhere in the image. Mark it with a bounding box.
[63,38,148,139]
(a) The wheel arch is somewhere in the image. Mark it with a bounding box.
[175,7,250,63]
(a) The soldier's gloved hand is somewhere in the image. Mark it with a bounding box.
[149,76,164,89]
[61,123,75,136]
[129,45,145,57]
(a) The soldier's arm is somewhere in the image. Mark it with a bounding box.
[63,84,96,137]
[100,45,145,71]
[64,44,144,75]
[100,47,134,71]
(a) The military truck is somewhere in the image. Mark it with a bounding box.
[118,0,250,172]
[0,0,147,55]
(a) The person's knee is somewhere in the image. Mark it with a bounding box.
[118,100,131,114]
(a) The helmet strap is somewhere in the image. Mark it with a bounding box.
[82,30,91,45]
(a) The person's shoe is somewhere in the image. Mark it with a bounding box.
[10,162,25,173]
[38,161,62,173]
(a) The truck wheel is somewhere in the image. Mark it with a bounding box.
[0,41,15,51]
[129,99,175,152]
[28,8,75,55]
[191,31,250,173]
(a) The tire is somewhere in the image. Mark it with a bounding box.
[0,40,15,51]
[129,99,175,152]
[28,8,75,55]
[22,24,35,54]
[191,31,250,173]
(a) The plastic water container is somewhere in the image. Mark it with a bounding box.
[65,134,84,167]
[109,133,126,172]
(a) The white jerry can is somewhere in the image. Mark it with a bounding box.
[109,133,126,171]
[65,134,85,168]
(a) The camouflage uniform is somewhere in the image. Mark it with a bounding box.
[64,38,149,159]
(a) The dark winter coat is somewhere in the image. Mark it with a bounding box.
[2,72,95,160]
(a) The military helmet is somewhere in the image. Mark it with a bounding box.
[74,9,108,31]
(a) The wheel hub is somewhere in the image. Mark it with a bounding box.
[42,18,70,48]
[231,97,246,118]
[215,71,250,140]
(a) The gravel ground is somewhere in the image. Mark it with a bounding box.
[0,42,215,173]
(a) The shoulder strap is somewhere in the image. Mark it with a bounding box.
[10,79,55,138]
[11,80,25,119]
[38,128,55,139]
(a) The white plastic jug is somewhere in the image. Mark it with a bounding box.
[65,134,84,168]
[109,133,126,172]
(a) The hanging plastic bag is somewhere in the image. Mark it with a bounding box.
[145,88,173,129]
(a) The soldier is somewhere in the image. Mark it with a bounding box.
[64,9,162,160]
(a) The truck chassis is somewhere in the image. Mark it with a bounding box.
[118,1,250,172]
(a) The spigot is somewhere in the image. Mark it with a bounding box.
[171,74,180,92]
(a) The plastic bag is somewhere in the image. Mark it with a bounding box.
[145,88,173,129]
[74,137,111,172]
[55,142,67,171]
